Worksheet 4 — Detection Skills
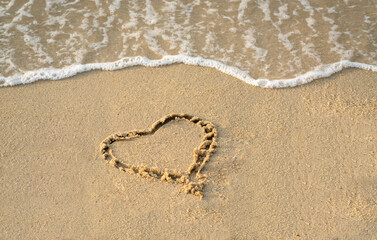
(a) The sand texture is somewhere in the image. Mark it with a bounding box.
[0,65,376,239]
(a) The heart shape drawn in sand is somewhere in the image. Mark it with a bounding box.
[99,113,217,199]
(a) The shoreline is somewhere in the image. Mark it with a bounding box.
[1,56,376,88]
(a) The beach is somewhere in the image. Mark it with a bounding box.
[1,65,376,239]
[1,0,377,238]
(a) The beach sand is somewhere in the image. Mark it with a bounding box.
[0,65,376,239]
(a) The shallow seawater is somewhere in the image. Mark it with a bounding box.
[0,0,376,87]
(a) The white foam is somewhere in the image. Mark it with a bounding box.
[298,0,315,15]
[306,17,316,31]
[109,0,121,14]
[243,29,268,62]
[238,0,251,20]
[301,41,321,63]
[274,4,290,25]
[0,0,16,17]
[0,55,375,88]
[257,0,272,22]
[144,0,159,25]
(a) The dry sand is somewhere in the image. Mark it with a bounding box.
[0,65,376,239]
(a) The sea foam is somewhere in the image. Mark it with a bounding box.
[1,0,376,88]
[0,55,376,88]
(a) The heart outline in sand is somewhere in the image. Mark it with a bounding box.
[99,113,217,199]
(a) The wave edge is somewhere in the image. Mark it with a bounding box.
[1,55,376,88]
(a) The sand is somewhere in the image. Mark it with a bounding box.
[0,65,376,239]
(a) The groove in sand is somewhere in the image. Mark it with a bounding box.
[99,113,217,199]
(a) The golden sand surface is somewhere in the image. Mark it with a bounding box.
[0,65,376,239]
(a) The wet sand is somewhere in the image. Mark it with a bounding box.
[0,65,376,239]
